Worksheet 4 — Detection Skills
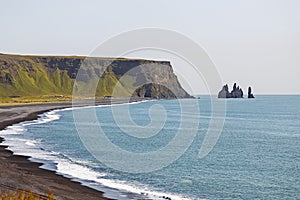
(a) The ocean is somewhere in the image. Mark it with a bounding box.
[1,95,299,200]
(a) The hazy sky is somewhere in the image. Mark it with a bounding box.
[1,0,299,94]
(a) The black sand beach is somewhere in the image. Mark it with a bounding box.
[0,99,146,200]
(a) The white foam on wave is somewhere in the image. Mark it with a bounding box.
[53,152,195,200]
[56,159,106,182]
[0,124,27,135]
[25,140,36,146]
[0,109,63,152]
[2,135,195,200]
[93,178,195,200]
[0,100,198,200]
[24,110,61,126]
[1,137,54,162]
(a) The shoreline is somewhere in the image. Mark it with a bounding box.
[0,99,149,200]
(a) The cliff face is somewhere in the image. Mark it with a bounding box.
[133,83,177,99]
[0,54,191,100]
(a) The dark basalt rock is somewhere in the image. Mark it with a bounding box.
[218,84,230,98]
[248,86,255,98]
[218,83,243,98]
[132,83,192,99]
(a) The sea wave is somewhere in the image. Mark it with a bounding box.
[0,101,197,200]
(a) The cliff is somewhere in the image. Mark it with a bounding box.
[0,53,192,101]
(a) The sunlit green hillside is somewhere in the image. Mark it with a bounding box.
[0,54,191,103]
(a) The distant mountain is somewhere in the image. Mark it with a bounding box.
[0,54,192,101]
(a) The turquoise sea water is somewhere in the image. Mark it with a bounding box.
[1,95,299,199]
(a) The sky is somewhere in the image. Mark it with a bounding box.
[1,0,299,94]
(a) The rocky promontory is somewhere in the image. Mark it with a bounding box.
[0,53,192,101]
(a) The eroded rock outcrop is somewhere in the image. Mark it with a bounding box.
[248,86,255,98]
[132,83,176,99]
[218,83,243,98]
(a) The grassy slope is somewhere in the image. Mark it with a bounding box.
[0,55,134,100]
[0,53,190,103]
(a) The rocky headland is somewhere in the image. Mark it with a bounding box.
[0,53,192,102]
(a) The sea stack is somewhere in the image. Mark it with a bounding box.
[218,83,243,98]
[248,86,255,98]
